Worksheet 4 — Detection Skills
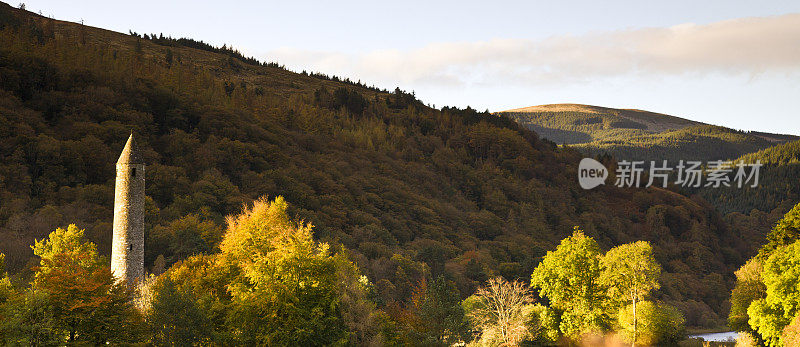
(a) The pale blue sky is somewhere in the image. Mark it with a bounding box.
[22,0,800,134]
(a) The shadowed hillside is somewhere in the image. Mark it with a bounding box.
[692,139,800,215]
[0,2,754,327]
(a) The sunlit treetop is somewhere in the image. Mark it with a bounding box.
[32,224,101,277]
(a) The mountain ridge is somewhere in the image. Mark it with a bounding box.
[502,103,700,133]
[500,103,798,162]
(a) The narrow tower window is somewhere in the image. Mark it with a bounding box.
[129,244,133,251]
[132,167,136,177]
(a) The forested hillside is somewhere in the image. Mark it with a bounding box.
[736,139,800,166]
[575,124,782,163]
[505,104,800,249]
[0,3,750,328]
[693,139,800,215]
[501,104,797,162]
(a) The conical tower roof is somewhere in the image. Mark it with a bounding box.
[117,133,144,165]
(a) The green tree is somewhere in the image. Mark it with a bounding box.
[527,303,560,345]
[748,240,800,346]
[0,289,61,346]
[531,227,607,337]
[600,241,661,345]
[147,276,213,346]
[218,196,348,345]
[161,254,231,343]
[758,203,800,260]
[333,251,384,346]
[151,213,223,262]
[410,276,469,345]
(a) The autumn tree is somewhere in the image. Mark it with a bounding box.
[464,277,534,345]
[218,196,348,345]
[156,197,384,345]
[600,241,661,345]
[32,224,99,276]
[728,258,766,339]
[531,227,607,337]
[31,225,144,344]
[782,314,800,347]
[0,253,11,303]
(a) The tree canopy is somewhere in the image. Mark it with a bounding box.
[531,227,607,337]
[1,224,144,345]
[600,241,661,344]
[728,202,800,346]
[748,240,800,346]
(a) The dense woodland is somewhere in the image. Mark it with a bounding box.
[685,139,800,241]
[0,3,791,344]
[574,125,784,164]
[735,139,800,166]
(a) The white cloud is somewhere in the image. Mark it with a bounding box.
[267,13,800,87]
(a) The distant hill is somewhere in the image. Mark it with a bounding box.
[0,2,755,327]
[500,104,798,162]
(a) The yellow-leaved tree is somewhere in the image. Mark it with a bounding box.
[218,196,349,345]
[152,196,382,345]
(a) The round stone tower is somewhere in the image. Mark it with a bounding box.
[111,133,145,284]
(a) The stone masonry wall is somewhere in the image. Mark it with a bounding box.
[111,162,145,284]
